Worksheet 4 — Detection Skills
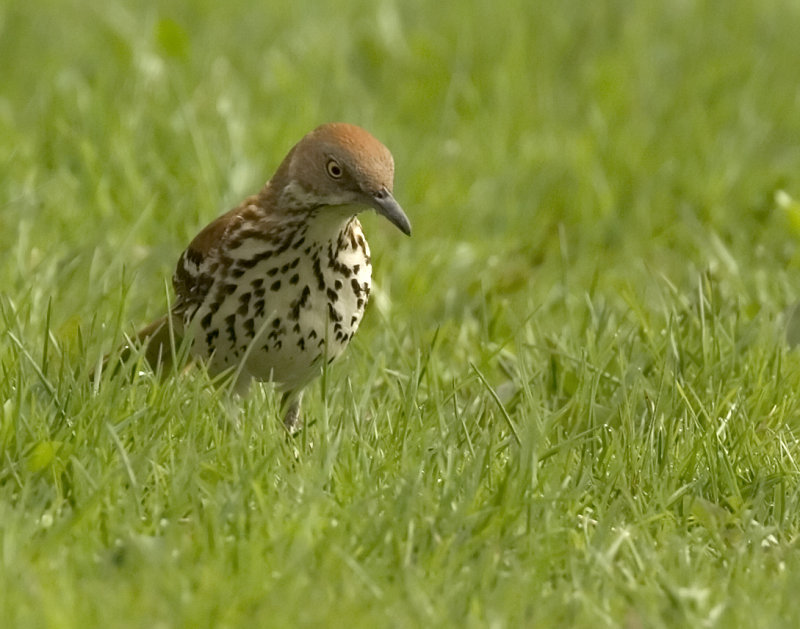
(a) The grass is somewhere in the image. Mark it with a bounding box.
[3,0,800,626]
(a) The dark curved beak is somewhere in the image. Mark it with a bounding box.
[369,188,411,236]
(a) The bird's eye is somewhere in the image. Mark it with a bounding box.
[326,159,343,179]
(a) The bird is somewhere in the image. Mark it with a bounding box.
[113,123,411,432]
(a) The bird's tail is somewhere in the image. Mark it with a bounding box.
[94,314,185,380]
[136,314,184,371]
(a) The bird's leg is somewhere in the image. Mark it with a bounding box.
[218,391,244,432]
[280,389,304,435]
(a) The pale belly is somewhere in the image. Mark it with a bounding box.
[185,219,372,392]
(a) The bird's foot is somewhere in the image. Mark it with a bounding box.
[281,392,304,436]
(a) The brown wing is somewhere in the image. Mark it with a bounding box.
[171,195,263,321]
[103,192,274,376]
[119,200,251,374]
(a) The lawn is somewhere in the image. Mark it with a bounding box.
[3,0,800,626]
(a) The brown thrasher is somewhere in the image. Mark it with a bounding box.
[114,123,411,432]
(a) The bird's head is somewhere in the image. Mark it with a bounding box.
[272,123,411,236]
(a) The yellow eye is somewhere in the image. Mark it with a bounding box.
[326,159,343,179]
